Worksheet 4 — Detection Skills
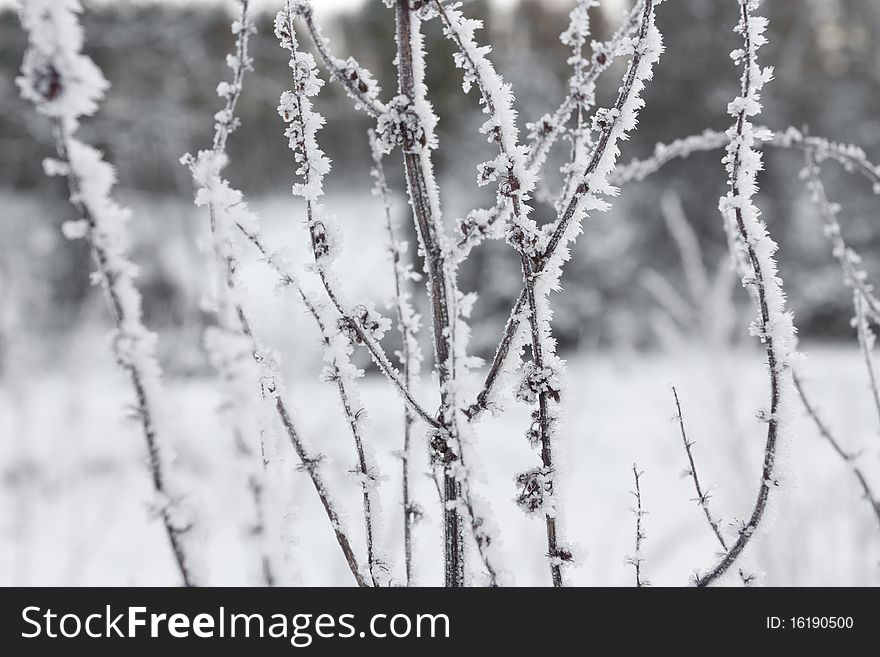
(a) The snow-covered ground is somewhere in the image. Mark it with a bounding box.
[2,338,878,587]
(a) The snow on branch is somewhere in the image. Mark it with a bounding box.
[611,127,880,194]
[369,129,425,585]
[180,1,377,588]
[18,0,200,587]
[434,0,568,585]
[277,2,393,586]
[694,0,798,587]
[466,0,665,428]
[457,0,648,256]
[182,0,278,587]
[291,0,386,119]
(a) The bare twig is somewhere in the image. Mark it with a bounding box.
[628,464,647,587]
[672,387,755,586]
[793,373,880,527]
[672,387,726,549]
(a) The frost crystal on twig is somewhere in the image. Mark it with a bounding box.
[18,0,200,586]
[695,0,797,587]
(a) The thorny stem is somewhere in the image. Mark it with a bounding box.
[672,387,727,550]
[793,373,880,527]
[273,396,369,587]
[52,122,196,587]
[672,387,754,585]
[369,129,421,586]
[201,208,369,588]
[696,0,789,587]
[394,0,464,588]
[297,3,385,120]
[629,464,646,587]
[854,294,880,428]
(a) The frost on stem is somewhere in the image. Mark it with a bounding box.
[278,2,394,586]
[694,0,797,588]
[18,0,200,587]
[802,151,880,426]
[290,0,386,119]
[180,1,371,588]
[181,1,278,587]
[457,0,647,256]
[369,129,425,586]
[468,0,664,424]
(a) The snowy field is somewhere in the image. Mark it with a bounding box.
[2,338,878,587]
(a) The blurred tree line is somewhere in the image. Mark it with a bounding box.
[2,0,880,372]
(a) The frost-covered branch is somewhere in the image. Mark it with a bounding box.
[627,464,647,587]
[466,0,664,427]
[369,129,424,586]
[277,4,392,586]
[456,0,647,256]
[18,0,199,587]
[803,150,880,332]
[694,0,797,587]
[390,0,467,587]
[182,0,276,587]
[181,1,372,588]
[434,0,569,586]
[291,0,386,119]
[610,127,880,194]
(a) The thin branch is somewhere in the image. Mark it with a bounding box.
[466,0,663,423]
[627,464,647,587]
[793,372,880,527]
[672,387,755,586]
[182,2,370,588]
[369,128,424,586]
[294,2,386,119]
[188,0,276,586]
[278,5,391,586]
[434,0,566,587]
[695,0,797,587]
[672,387,727,550]
[455,0,647,256]
[609,127,880,194]
[18,1,198,586]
